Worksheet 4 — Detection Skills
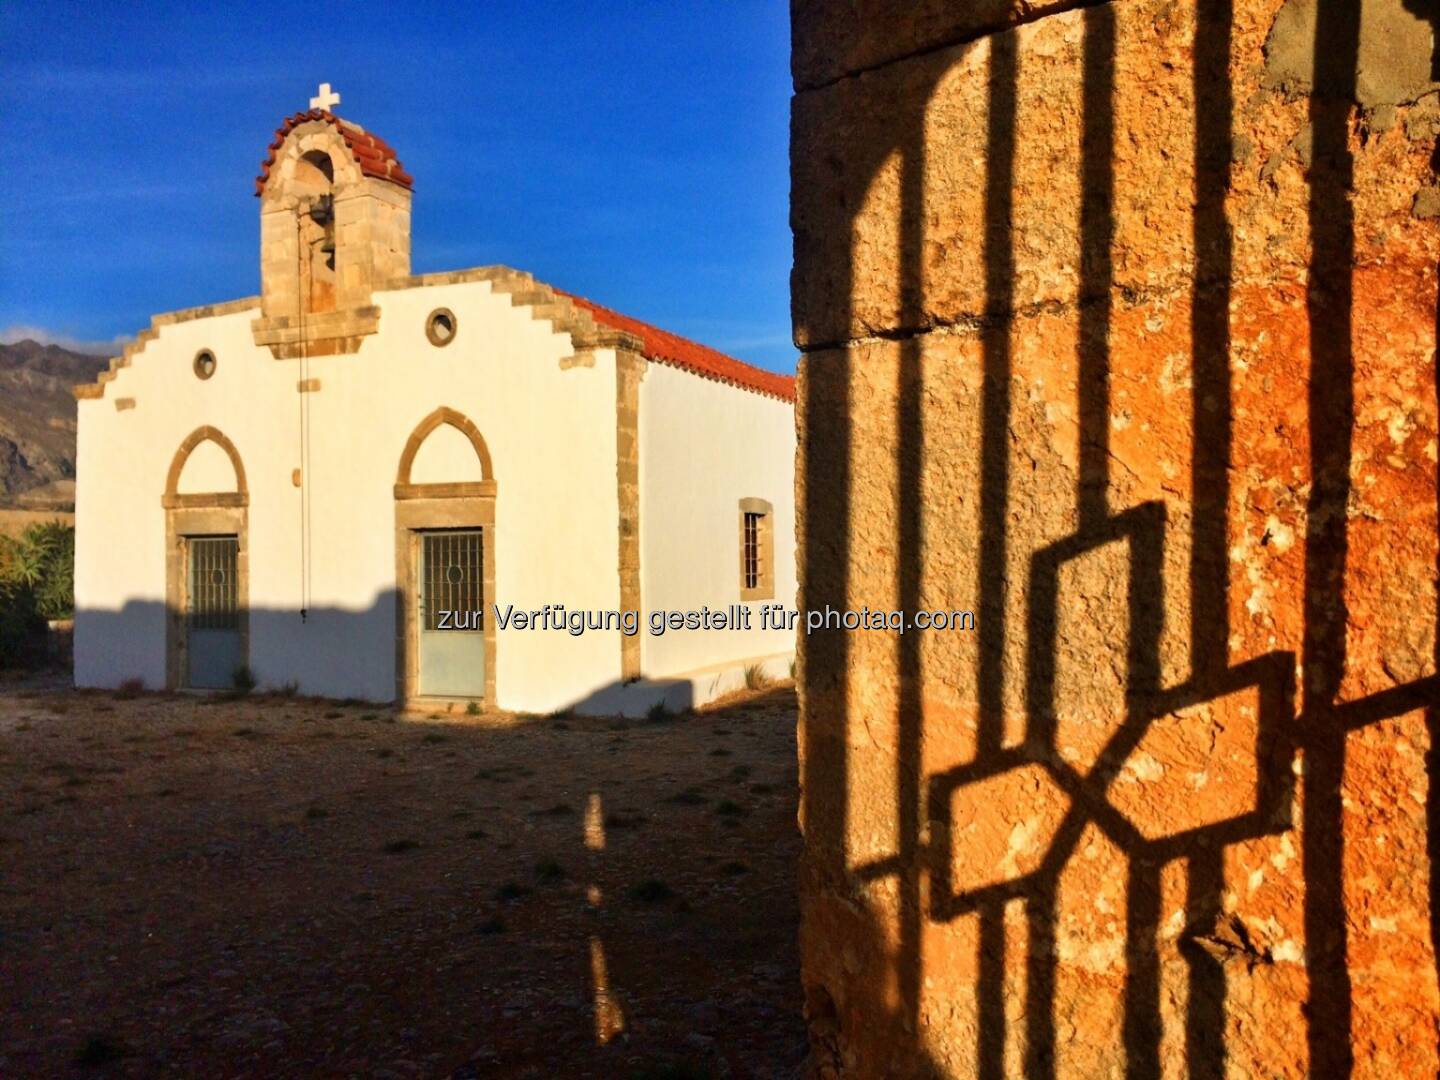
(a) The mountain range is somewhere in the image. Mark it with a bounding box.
[0,340,108,506]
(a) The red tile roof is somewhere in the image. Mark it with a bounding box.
[255,111,413,197]
[557,290,796,402]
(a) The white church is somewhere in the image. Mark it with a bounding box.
[72,86,796,715]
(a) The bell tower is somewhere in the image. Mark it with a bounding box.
[251,84,413,358]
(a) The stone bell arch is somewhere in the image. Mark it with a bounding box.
[251,99,413,358]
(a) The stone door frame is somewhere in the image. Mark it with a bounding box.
[393,407,498,709]
[162,427,250,691]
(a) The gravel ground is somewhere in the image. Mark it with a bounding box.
[0,680,806,1078]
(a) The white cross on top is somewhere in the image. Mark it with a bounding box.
[310,82,341,111]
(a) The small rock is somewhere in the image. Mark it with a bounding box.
[1413,187,1440,220]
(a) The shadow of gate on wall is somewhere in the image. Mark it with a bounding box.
[796,0,1440,1074]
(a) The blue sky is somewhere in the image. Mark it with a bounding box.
[0,2,796,372]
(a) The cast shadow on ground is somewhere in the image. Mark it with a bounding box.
[0,673,804,1075]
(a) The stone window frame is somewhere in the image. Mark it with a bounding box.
[193,349,218,380]
[393,407,497,709]
[161,426,249,690]
[425,307,459,348]
[738,496,775,602]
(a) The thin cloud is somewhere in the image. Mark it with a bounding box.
[0,325,129,355]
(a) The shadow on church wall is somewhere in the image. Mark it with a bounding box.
[794,0,1440,1074]
[72,596,697,716]
[74,597,402,702]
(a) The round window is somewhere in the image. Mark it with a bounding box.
[426,308,457,347]
[193,349,217,380]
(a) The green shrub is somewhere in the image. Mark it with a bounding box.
[231,664,257,694]
[29,523,74,620]
[0,522,74,667]
[0,588,45,667]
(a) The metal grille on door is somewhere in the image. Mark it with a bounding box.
[423,531,483,630]
[187,537,239,629]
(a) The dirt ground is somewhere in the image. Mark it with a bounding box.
[0,507,74,539]
[0,680,806,1079]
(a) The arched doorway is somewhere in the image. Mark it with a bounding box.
[162,426,249,690]
[393,407,497,706]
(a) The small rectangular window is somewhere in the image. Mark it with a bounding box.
[743,512,762,590]
[739,498,774,601]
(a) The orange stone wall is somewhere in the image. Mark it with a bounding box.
[791,0,1440,1074]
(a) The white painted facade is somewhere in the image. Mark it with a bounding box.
[74,226,795,714]
[639,363,798,676]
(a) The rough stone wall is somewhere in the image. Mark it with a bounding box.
[615,347,645,680]
[332,180,412,309]
[255,122,411,358]
[791,0,1440,1075]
